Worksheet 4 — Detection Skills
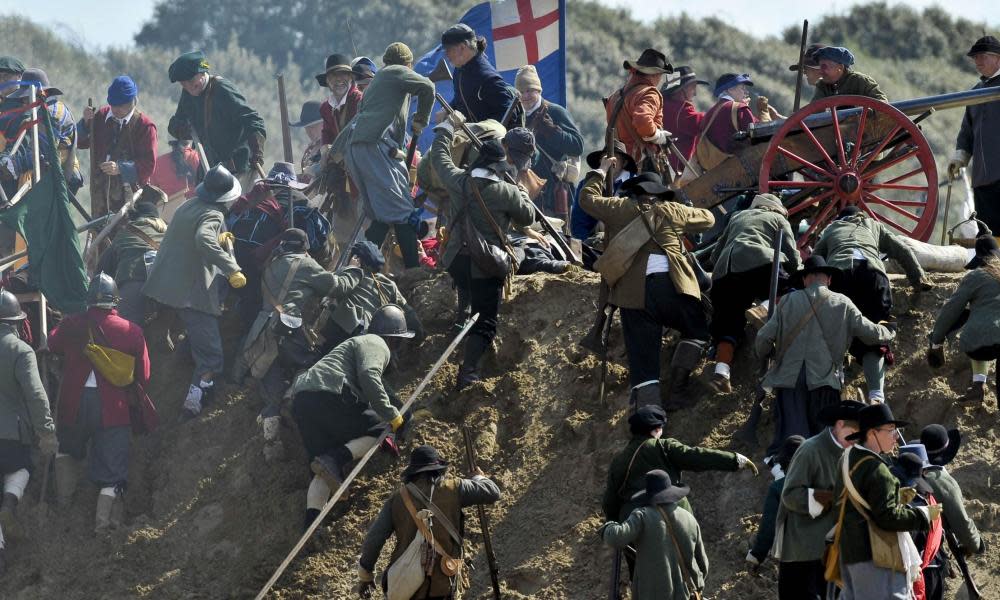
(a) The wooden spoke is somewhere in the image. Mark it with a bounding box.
[830,106,848,168]
[849,108,869,167]
[858,124,902,173]
[776,146,834,180]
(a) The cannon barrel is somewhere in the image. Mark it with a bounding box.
[746,85,1000,140]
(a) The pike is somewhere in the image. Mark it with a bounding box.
[792,20,809,112]
[608,549,623,600]
[596,304,615,405]
[276,74,294,163]
[734,227,784,447]
[462,426,501,600]
[254,314,481,600]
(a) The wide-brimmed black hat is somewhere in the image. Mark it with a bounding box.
[965,235,1000,270]
[846,404,909,441]
[623,49,672,75]
[891,451,932,494]
[663,66,709,94]
[799,255,839,278]
[817,400,866,426]
[628,405,666,432]
[586,140,637,173]
[10,67,62,99]
[403,445,449,476]
[196,165,242,204]
[266,162,309,190]
[920,424,962,467]
[788,44,827,71]
[967,35,1000,57]
[290,100,323,128]
[316,53,353,87]
[620,172,673,199]
[631,470,690,506]
[775,434,805,470]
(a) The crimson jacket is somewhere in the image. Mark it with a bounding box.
[701,99,755,155]
[77,106,157,186]
[662,96,704,173]
[320,86,363,145]
[48,308,151,429]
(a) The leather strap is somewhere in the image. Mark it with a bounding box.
[124,223,160,250]
[261,256,303,312]
[772,293,822,365]
[405,483,462,545]
[655,505,702,600]
[400,485,460,566]
[617,438,655,497]
[469,180,516,262]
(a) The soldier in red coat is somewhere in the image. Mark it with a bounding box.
[605,49,673,172]
[317,53,363,145]
[78,76,157,217]
[661,66,709,174]
[48,274,152,533]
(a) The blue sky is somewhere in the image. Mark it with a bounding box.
[0,0,995,49]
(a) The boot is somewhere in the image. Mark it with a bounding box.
[707,372,733,395]
[664,339,706,411]
[0,492,18,542]
[453,287,471,331]
[180,384,203,421]
[962,381,986,403]
[310,446,352,491]
[54,455,80,508]
[456,335,488,391]
[628,384,661,413]
[94,493,115,533]
[455,365,481,391]
[302,508,321,533]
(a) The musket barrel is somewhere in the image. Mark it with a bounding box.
[746,85,1000,141]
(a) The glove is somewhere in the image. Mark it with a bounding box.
[219,231,235,248]
[380,432,400,457]
[448,110,466,129]
[389,413,405,432]
[948,149,970,179]
[37,429,59,455]
[927,504,943,522]
[642,129,672,146]
[899,486,917,505]
[356,566,375,599]
[736,453,759,476]
[228,271,247,289]
[878,320,897,334]
[927,344,945,368]
[812,489,835,509]
[539,112,558,133]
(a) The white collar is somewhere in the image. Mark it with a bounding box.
[991,66,1000,80]
[328,92,348,110]
[719,93,735,102]
[106,108,135,126]
[524,98,542,115]
[829,428,847,449]
[470,167,501,182]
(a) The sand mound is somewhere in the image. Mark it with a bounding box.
[3,271,998,599]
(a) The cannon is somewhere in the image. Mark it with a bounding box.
[674,86,1000,251]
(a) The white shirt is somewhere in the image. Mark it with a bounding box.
[106,108,135,127]
[645,254,669,275]
[85,371,97,388]
[524,98,542,116]
[327,92,348,111]
[470,167,501,182]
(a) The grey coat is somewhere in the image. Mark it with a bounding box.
[812,214,924,284]
[956,73,1000,188]
[709,207,801,279]
[756,283,894,390]
[142,197,241,315]
[602,504,708,600]
[777,427,845,562]
[929,260,1000,353]
[924,466,981,552]
[0,325,54,444]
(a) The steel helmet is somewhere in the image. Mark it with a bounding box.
[0,289,27,321]
[368,304,415,338]
[86,272,120,309]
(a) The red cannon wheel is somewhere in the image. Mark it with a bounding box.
[759,95,938,252]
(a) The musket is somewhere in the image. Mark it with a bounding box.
[462,426,502,600]
[276,74,294,163]
[792,20,809,112]
[944,525,982,599]
[596,304,615,405]
[734,227,783,446]
[603,126,617,195]
[608,549,622,600]
[435,93,580,266]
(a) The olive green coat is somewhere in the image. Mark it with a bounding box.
[929,260,1000,353]
[0,325,54,444]
[347,65,435,149]
[602,435,738,520]
[142,197,241,316]
[327,267,408,335]
[708,207,801,279]
[756,283,894,390]
[777,427,845,562]
[602,504,708,600]
[98,217,166,285]
[579,170,714,309]
[811,70,887,102]
[924,466,981,552]
[812,214,924,284]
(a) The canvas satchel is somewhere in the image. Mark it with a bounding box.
[693,101,741,172]
[840,447,909,573]
[594,208,661,286]
[83,326,135,387]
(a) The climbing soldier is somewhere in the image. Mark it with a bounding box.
[604,49,673,175]
[357,444,501,599]
[919,425,986,558]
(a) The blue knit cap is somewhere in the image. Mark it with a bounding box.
[815,46,855,67]
[107,76,138,106]
[714,73,754,97]
[351,241,386,270]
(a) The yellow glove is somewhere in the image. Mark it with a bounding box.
[228,271,247,289]
[899,486,917,505]
[927,504,943,521]
[219,231,235,248]
[390,413,405,432]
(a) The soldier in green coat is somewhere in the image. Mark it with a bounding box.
[919,425,984,557]
[0,291,57,575]
[834,404,940,599]
[601,470,708,600]
[143,165,247,418]
[167,50,266,185]
[927,240,1000,402]
[812,206,927,403]
[290,305,412,530]
[810,46,888,102]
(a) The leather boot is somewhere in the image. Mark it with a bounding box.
[302,508,321,533]
[0,547,7,578]
[0,492,18,541]
[453,287,471,331]
[628,384,661,413]
[310,446,352,490]
[963,381,986,403]
[54,455,80,508]
[456,335,488,391]
[95,493,115,533]
[455,365,481,391]
[664,339,706,411]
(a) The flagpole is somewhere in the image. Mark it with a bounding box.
[30,84,40,184]
[559,0,567,108]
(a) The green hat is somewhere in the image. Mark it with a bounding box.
[0,56,25,74]
[169,51,211,83]
[382,42,414,66]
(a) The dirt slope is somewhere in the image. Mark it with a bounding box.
[3,270,998,599]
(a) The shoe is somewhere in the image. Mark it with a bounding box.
[181,385,203,421]
[663,368,698,411]
[455,366,481,391]
[708,372,733,395]
[311,454,346,490]
[962,381,986,403]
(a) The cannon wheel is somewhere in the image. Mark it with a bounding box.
[759,95,938,251]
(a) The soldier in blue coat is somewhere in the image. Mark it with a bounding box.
[439,24,517,124]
